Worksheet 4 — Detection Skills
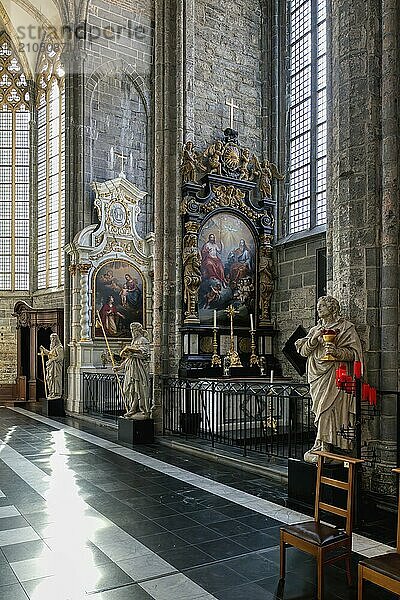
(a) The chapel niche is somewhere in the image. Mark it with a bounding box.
[179,129,283,377]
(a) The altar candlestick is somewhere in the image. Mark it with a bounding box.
[214,310,217,329]
[270,370,274,384]
[250,314,254,331]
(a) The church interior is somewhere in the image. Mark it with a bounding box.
[0,0,399,598]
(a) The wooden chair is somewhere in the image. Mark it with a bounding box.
[280,451,363,600]
[358,467,400,599]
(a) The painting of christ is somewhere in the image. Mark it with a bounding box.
[198,213,256,326]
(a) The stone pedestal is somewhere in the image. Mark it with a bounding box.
[41,397,65,417]
[118,417,154,445]
[288,458,348,517]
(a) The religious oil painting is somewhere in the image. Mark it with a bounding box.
[198,213,256,326]
[93,260,144,339]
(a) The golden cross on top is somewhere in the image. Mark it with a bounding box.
[114,152,128,178]
[226,305,238,319]
[225,98,239,129]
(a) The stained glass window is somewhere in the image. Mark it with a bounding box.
[0,34,30,291]
[288,0,327,233]
[37,43,65,289]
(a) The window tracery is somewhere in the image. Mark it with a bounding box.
[36,42,65,289]
[288,0,327,233]
[0,33,30,291]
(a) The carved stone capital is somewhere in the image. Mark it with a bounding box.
[76,263,92,275]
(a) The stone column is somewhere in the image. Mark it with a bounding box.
[327,0,382,354]
[153,0,185,429]
[375,0,400,496]
[63,42,86,399]
[77,263,92,342]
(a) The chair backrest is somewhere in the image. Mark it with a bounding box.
[392,467,400,552]
[313,451,364,536]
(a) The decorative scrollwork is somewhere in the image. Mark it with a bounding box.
[182,222,201,322]
[259,236,274,325]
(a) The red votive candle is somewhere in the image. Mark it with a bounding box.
[369,387,377,406]
[354,361,362,379]
[362,383,370,401]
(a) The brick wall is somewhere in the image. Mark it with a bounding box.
[193,0,263,152]
[273,233,326,378]
[84,0,154,235]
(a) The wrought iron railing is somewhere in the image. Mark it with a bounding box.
[82,371,125,423]
[162,377,314,459]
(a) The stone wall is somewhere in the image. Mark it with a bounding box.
[191,0,263,152]
[83,0,155,235]
[273,233,326,378]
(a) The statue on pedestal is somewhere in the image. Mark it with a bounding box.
[295,296,363,463]
[115,322,151,419]
[40,334,64,399]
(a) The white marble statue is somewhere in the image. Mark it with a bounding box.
[40,333,64,399]
[116,322,151,419]
[295,296,363,463]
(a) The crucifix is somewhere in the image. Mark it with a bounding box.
[114,151,128,178]
[225,305,243,367]
[225,97,239,129]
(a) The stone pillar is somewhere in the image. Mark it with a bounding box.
[77,264,91,342]
[327,0,382,353]
[374,0,400,496]
[153,0,185,428]
[63,42,86,399]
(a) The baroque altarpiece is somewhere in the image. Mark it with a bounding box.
[179,129,283,377]
[66,176,154,413]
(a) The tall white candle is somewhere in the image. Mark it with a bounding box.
[214,309,217,329]
[250,314,254,331]
[270,369,274,384]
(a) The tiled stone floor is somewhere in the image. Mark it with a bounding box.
[0,406,396,600]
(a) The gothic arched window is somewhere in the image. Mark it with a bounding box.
[0,33,30,291]
[288,0,327,233]
[36,43,65,289]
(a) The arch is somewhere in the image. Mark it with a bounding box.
[86,59,150,117]
[0,1,33,79]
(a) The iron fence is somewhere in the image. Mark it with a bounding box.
[162,377,314,459]
[82,371,125,423]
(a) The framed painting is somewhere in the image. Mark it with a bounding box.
[93,260,144,339]
[198,212,256,327]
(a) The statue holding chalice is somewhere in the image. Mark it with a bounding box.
[295,296,363,463]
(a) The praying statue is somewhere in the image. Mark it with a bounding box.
[295,296,363,463]
[115,322,151,419]
[40,333,64,399]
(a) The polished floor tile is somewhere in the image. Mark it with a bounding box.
[0,408,395,600]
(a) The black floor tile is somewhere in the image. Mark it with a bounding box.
[186,562,249,593]
[231,530,279,551]
[215,581,275,600]
[208,518,255,537]
[137,531,190,553]
[159,545,214,570]
[152,514,198,531]
[197,537,249,560]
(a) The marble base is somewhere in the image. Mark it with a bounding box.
[118,417,154,445]
[41,397,65,417]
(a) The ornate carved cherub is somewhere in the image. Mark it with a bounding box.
[203,140,224,175]
[252,156,284,199]
[180,141,206,183]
